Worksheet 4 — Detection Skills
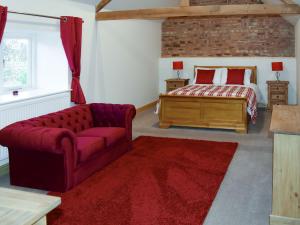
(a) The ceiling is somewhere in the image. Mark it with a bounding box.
[69,0,97,5]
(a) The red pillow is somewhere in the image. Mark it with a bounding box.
[226,69,245,85]
[195,69,215,84]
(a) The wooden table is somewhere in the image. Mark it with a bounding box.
[0,187,61,225]
[270,105,300,225]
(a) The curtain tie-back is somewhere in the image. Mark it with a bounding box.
[72,72,80,78]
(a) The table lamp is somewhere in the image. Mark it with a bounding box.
[173,61,183,79]
[272,62,283,81]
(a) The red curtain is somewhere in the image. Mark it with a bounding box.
[0,6,7,43]
[60,16,86,104]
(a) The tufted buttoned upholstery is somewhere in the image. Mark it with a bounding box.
[0,103,136,192]
[26,105,93,134]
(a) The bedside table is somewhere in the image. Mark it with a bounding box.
[267,80,289,111]
[165,78,189,92]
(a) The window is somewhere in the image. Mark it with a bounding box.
[0,35,35,92]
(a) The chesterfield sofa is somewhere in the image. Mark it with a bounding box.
[0,103,136,192]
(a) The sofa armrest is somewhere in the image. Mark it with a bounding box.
[0,125,76,154]
[90,103,136,139]
[0,124,78,191]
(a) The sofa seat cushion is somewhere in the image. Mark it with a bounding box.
[77,127,126,147]
[77,137,105,163]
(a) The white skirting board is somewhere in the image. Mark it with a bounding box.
[0,90,71,167]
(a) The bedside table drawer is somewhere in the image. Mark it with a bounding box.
[270,86,286,93]
[165,79,190,93]
[271,94,286,101]
[168,81,181,89]
[270,100,287,108]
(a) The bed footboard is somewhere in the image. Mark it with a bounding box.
[159,95,248,133]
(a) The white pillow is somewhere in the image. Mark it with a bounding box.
[213,69,223,85]
[220,68,228,85]
[193,67,223,85]
[244,69,252,86]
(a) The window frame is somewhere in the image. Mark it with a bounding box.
[0,32,37,93]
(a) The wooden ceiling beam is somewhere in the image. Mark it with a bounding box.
[96,0,112,13]
[96,4,300,20]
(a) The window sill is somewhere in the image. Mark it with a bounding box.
[0,89,71,106]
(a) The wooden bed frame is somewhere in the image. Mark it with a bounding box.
[159,66,257,133]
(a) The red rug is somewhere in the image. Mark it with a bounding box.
[48,136,238,225]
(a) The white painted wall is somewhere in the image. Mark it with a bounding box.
[2,0,98,102]
[96,20,161,107]
[159,57,297,105]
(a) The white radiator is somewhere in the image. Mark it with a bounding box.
[0,90,71,166]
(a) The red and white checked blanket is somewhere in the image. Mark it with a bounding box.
[168,85,257,124]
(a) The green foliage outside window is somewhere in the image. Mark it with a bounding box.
[2,38,30,88]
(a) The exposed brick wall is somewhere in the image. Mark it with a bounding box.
[162,15,295,57]
[190,0,259,5]
[161,0,294,57]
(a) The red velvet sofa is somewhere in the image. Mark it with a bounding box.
[0,103,136,192]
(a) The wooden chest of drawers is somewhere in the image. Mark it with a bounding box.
[165,78,189,92]
[267,81,289,111]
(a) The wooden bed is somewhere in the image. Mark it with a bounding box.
[159,66,257,133]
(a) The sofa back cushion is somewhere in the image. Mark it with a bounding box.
[26,105,93,134]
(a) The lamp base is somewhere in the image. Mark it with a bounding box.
[177,70,181,79]
[275,72,280,81]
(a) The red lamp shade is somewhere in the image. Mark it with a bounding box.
[272,62,283,71]
[173,61,183,70]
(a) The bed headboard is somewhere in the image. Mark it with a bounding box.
[194,66,257,84]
